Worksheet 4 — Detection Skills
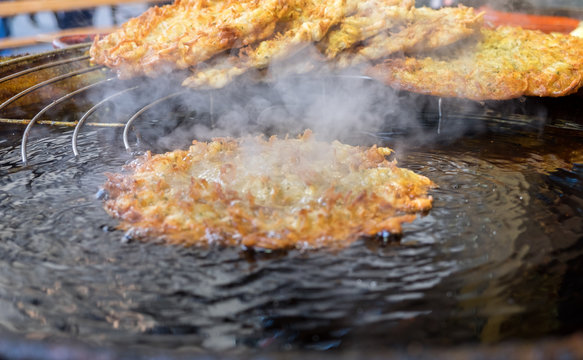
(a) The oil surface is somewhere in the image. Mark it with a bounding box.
[1,97,583,356]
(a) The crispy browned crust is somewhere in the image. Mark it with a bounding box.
[319,0,415,59]
[366,26,583,100]
[334,5,483,69]
[182,0,352,88]
[91,0,484,87]
[182,4,483,88]
[103,131,434,250]
[90,0,292,78]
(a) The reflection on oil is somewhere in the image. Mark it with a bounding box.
[0,112,582,354]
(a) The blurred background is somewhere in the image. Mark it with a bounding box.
[0,1,170,56]
[0,0,582,56]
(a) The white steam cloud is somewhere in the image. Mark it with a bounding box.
[120,46,432,153]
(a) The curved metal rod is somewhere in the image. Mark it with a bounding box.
[123,91,188,152]
[0,65,105,112]
[328,74,374,81]
[0,55,90,85]
[72,85,141,157]
[0,118,124,128]
[209,91,215,126]
[0,43,90,68]
[21,77,116,164]
[287,74,374,81]
[437,97,443,135]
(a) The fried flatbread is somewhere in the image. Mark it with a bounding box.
[335,5,483,68]
[319,0,414,59]
[367,26,583,100]
[182,4,482,88]
[103,131,434,250]
[182,0,351,88]
[90,0,293,78]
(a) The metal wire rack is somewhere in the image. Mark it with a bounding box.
[0,43,198,164]
[0,43,454,165]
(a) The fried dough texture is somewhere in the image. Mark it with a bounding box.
[335,5,483,68]
[183,3,482,88]
[182,0,352,88]
[319,0,415,59]
[182,0,417,88]
[90,0,293,78]
[367,26,583,100]
[90,0,484,88]
[103,131,434,250]
[90,1,583,99]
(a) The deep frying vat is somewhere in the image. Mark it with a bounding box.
[1,43,583,359]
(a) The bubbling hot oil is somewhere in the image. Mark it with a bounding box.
[0,114,582,353]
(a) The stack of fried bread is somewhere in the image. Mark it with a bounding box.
[91,0,583,100]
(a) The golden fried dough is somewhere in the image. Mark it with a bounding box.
[103,131,434,250]
[319,0,414,59]
[367,26,583,100]
[90,0,293,78]
[182,0,351,88]
[91,0,484,89]
[183,4,482,88]
[335,5,483,68]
